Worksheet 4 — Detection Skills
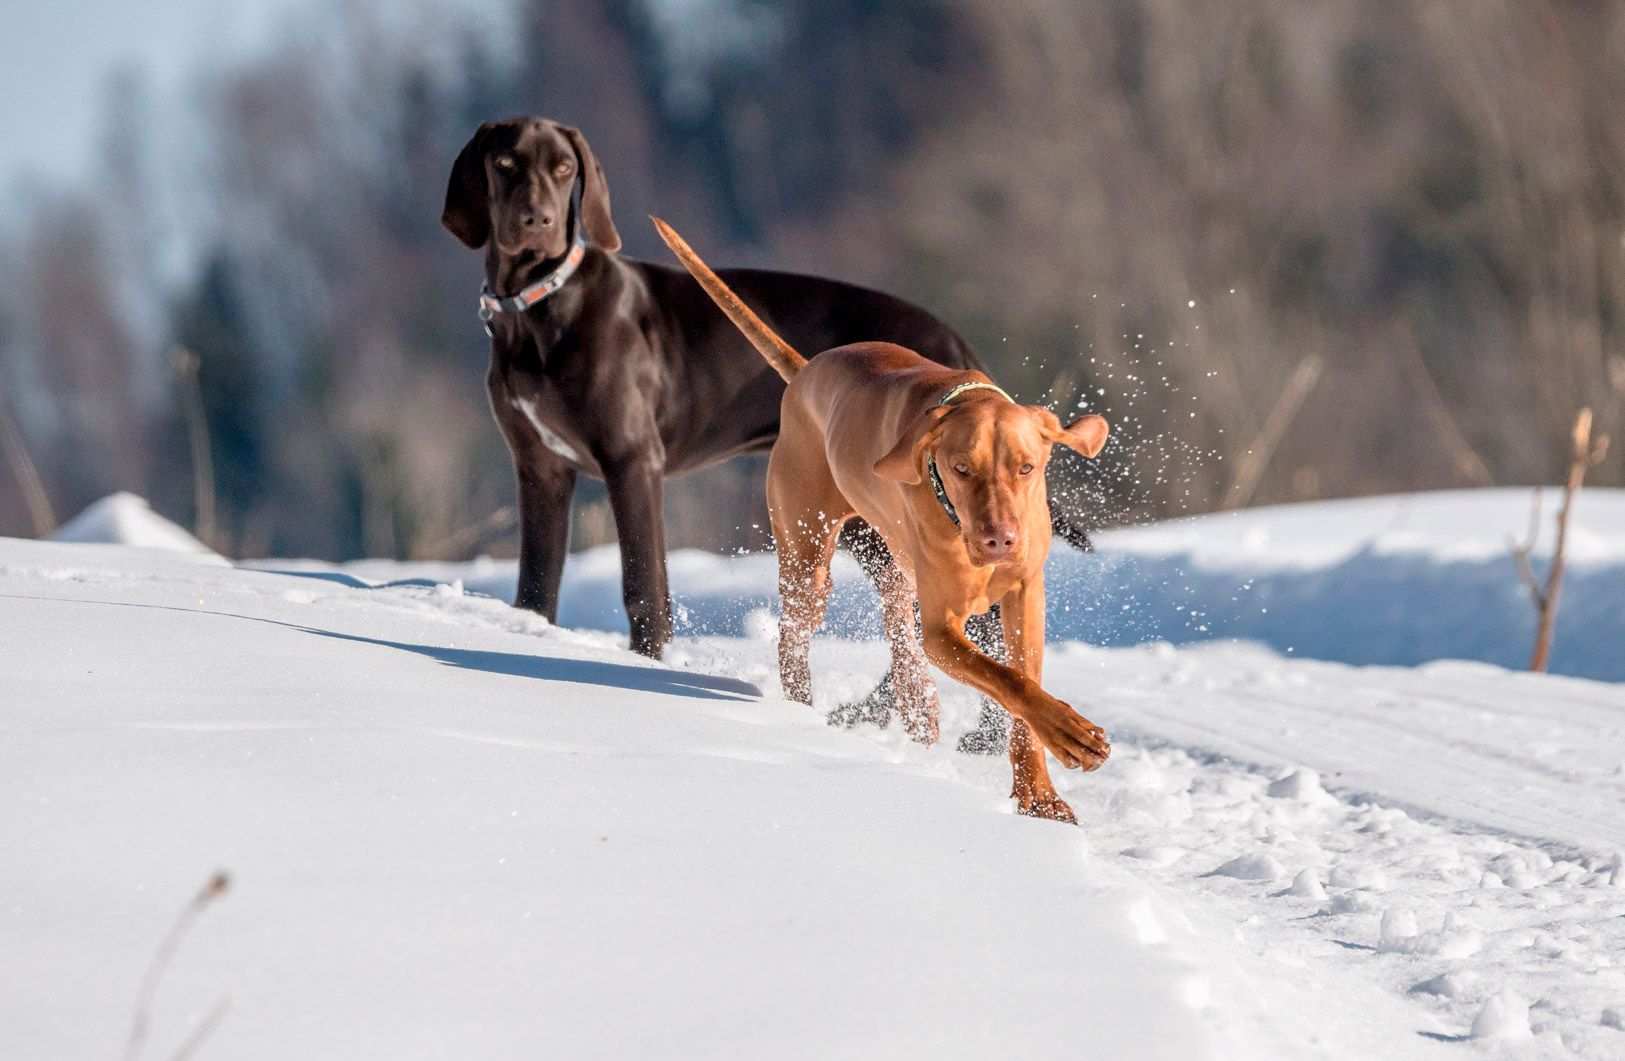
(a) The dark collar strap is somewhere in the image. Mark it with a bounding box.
[927,453,961,526]
[478,234,587,336]
[925,381,1013,528]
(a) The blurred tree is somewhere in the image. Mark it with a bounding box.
[169,254,264,548]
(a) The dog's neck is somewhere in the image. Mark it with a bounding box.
[479,213,591,345]
[484,241,579,300]
[925,380,1014,528]
[489,183,582,293]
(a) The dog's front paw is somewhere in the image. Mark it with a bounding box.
[1030,698,1111,772]
[899,701,939,746]
[1016,794,1078,825]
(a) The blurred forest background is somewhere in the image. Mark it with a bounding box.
[3,0,1624,560]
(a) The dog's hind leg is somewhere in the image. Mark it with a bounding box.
[956,607,1011,755]
[829,521,903,728]
[872,556,939,744]
[837,522,1004,746]
[767,448,847,707]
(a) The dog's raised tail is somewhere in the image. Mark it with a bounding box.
[651,216,806,383]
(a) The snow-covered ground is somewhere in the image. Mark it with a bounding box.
[7,489,1625,1057]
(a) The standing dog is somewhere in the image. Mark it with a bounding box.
[442,116,989,659]
[653,218,1111,822]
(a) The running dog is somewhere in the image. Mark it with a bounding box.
[652,217,1111,822]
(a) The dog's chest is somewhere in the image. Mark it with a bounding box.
[509,392,588,466]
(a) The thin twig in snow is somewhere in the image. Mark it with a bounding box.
[1509,409,1610,672]
[125,872,231,1061]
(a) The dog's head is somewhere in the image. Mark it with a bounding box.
[441,117,621,257]
[874,395,1108,568]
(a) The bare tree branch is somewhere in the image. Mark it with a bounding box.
[410,506,518,561]
[1224,355,1323,510]
[1525,409,1608,672]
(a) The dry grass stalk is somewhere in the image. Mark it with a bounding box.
[1508,408,1610,672]
[124,872,232,1061]
[172,349,217,548]
[410,505,517,560]
[1224,355,1324,510]
[0,395,56,536]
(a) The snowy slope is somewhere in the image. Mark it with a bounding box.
[2,537,1442,1060]
[8,490,1625,1056]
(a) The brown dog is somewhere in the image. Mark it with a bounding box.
[652,218,1112,822]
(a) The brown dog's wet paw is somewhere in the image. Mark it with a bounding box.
[1017,795,1078,825]
[900,706,940,746]
[1030,698,1112,771]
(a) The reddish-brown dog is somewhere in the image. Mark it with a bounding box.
[653,218,1112,823]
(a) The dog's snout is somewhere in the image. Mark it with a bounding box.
[519,210,555,229]
[978,521,1020,559]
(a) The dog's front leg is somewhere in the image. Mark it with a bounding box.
[493,391,577,620]
[515,459,577,618]
[1000,577,1074,823]
[919,605,1110,792]
[604,455,673,658]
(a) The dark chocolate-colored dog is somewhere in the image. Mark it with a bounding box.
[442,117,1089,740]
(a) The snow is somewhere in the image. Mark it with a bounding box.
[1471,991,1534,1041]
[291,488,1625,681]
[48,492,217,556]
[8,488,1625,1056]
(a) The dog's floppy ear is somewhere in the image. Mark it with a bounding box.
[874,406,952,484]
[559,124,621,252]
[442,123,494,249]
[1036,408,1110,458]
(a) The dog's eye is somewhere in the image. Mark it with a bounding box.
[953,463,970,476]
[493,155,516,171]
[1020,463,1034,476]
[555,161,573,177]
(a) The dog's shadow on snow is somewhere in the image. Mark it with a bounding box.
[0,592,758,703]
[304,627,761,702]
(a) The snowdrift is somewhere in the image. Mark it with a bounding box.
[49,492,217,556]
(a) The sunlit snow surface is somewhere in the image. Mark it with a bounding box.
[8,489,1625,1056]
